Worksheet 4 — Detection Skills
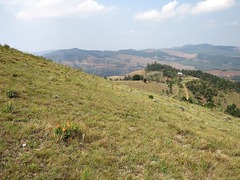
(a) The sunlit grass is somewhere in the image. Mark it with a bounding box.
[0,45,240,179]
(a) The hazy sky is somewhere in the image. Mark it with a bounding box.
[1,0,240,52]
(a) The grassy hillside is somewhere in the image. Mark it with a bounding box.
[125,63,240,113]
[1,45,240,179]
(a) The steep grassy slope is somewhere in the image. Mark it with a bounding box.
[1,46,240,179]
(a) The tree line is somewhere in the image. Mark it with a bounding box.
[182,70,240,93]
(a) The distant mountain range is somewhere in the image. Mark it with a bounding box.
[41,44,240,78]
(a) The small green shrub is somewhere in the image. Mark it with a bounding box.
[6,89,17,98]
[188,98,193,104]
[3,102,13,113]
[4,44,10,49]
[132,74,143,81]
[54,122,83,142]
[181,96,187,101]
[225,103,240,117]
[149,95,154,99]
[204,101,215,109]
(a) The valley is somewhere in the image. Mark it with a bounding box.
[42,44,240,81]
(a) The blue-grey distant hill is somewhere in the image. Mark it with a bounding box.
[172,44,240,56]
[170,44,240,71]
[42,44,240,77]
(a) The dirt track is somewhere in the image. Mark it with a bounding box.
[183,84,189,100]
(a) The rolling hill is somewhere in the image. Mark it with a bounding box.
[41,44,240,80]
[118,62,240,116]
[1,45,240,179]
[42,48,195,77]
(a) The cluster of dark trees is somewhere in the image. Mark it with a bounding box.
[225,104,240,117]
[0,44,11,49]
[146,62,240,94]
[146,62,177,78]
[186,80,217,102]
[123,74,143,81]
[182,70,240,93]
[166,80,173,94]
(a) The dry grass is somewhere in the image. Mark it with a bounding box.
[0,46,240,179]
[128,69,146,76]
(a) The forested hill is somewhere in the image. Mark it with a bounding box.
[181,70,240,93]
[171,44,240,56]
[144,62,240,117]
[146,62,240,93]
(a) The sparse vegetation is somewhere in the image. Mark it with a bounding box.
[5,89,17,98]
[2,102,13,113]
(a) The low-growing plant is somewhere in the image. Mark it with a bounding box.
[181,96,187,101]
[4,44,10,49]
[3,102,13,113]
[143,78,147,83]
[54,122,84,142]
[225,103,240,117]
[6,89,17,98]
[149,95,154,99]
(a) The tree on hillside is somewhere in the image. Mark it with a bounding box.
[132,74,143,81]
[146,62,177,73]
[166,80,173,94]
[225,103,240,118]
[182,69,240,93]
[186,80,217,102]
[163,69,177,78]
